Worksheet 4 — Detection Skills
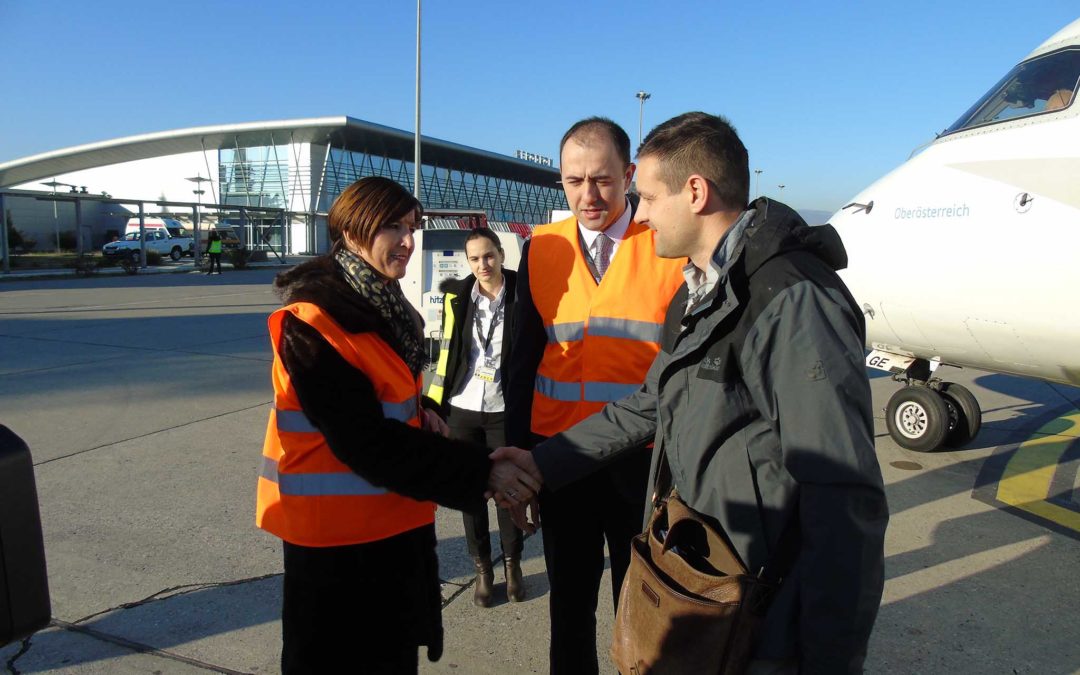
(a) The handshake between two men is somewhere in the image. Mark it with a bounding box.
[486,447,543,534]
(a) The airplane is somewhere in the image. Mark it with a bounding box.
[829,17,1080,453]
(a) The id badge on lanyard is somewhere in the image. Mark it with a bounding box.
[473,298,503,382]
[475,357,498,382]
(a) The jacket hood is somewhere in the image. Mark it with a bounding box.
[740,198,848,276]
[272,255,381,333]
[439,274,475,294]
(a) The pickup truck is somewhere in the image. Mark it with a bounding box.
[102,229,195,262]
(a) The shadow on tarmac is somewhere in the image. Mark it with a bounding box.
[10,534,553,673]
[3,274,1079,674]
[868,387,1080,674]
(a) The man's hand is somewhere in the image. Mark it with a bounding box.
[487,446,543,507]
[420,408,449,437]
[509,497,541,534]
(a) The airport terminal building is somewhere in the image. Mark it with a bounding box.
[0,116,566,254]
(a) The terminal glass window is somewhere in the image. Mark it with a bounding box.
[320,147,566,224]
[219,146,290,208]
[945,48,1080,135]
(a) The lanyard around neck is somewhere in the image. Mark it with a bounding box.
[474,294,504,353]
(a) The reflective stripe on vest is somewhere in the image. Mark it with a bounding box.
[528,217,684,436]
[275,408,317,433]
[274,397,416,432]
[382,397,418,422]
[535,374,642,403]
[544,321,586,343]
[261,456,387,496]
[587,317,664,343]
[426,291,458,405]
[256,302,435,547]
[544,318,662,345]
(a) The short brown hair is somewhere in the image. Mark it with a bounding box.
[559,117,632,168]
[327,177,422,251]
[638,112,749,210]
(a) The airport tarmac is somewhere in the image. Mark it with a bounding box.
[1,269,1078,674]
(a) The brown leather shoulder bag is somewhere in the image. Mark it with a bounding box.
[610,454,796,674]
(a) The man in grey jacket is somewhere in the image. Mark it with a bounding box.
[494,112,888,674]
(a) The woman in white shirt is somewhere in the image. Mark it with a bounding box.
[428,228,524,607]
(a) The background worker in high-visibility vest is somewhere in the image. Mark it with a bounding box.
[505,118,685,674]
[427,227,524,608]
[205,229,223,275]
[256,177,541,674]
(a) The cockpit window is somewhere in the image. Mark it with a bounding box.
[944,48,1080,135]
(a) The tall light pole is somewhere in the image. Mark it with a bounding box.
[40,179,77,251]
[185,175,211,205]
[777,184,785,198]
[187,175,211,266]
[635,91,651,148]
[754,169,763,199]
[414,0,422,201]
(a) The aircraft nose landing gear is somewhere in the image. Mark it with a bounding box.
[939,382,982,448]
[869,351,983,452]
[886,385,950,452]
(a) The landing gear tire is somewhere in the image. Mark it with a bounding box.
[940,382,981,448]
[886,386,949,452]
[170,247,182,261]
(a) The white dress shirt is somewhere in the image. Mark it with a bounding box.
[448,280,506,412]
[577,197,632,268]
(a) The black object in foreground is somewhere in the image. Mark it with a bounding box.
[0,425,51,647]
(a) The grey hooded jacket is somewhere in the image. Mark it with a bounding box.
[531,198,888,674]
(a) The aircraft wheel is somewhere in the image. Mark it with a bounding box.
[885,386,949,452]
[940,382,982,448]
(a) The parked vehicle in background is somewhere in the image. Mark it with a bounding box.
[197,226,241,251]
[102,218,195,262]
[122,218,187,239]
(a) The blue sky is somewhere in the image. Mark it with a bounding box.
[0,1,1076,213]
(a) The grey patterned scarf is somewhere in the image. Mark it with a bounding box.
[335,248,428,377]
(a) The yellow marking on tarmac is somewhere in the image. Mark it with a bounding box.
[995,411,1080,533]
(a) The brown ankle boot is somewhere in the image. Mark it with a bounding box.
[505,557,525,602]
[473,558,495,608]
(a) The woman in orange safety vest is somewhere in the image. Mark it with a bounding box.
[256,177,538,674]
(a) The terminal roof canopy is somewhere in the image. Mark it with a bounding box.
[0,116,560,189]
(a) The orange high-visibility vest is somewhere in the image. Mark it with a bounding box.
[256,302,436,547]
[528,216,685,437]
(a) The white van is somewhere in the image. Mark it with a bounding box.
[103,217,194,260]
[123,217,187,238]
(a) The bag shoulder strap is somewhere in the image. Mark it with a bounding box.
[654,446,801,585]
